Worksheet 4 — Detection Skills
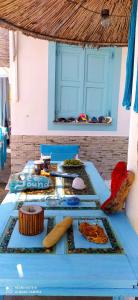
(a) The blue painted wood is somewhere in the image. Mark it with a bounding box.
[40,144,79,160]
[0,80,2,126]
[56,44,84,118]
[0,287,138,297]
[21,199,99,210]
[0,254,136,288]
[108,212,138,257]
[113,296,125,300]
[48,42,122,131]
[1,161,138,296]
[84,48,110,117]
[8,219,48,248]
[84,161,110,201]
[0,296,4,300]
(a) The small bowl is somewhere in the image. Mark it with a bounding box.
[65,197,80,206]
[72,177,86,190]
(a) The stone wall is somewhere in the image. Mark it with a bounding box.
[11,135,128,179]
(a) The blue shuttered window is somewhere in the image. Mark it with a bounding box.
[48,42,122,131]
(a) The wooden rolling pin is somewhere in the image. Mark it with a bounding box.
[43,216,73,248]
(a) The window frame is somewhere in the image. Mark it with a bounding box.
[48,42,122,131]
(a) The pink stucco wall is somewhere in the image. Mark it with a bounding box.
[10,33,130,137]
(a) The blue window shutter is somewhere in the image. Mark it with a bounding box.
[84,48,113,117]
[55,44,84,118]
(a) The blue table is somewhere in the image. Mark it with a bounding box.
[0,161,138,299]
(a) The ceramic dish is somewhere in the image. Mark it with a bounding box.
[62,161,84,168]
[62,164,84,169]
[62,159,84,168]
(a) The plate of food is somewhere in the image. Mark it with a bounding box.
[62,159,84,168]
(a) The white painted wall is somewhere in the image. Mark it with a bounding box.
[0,67,9,77]
[10,32,130,136]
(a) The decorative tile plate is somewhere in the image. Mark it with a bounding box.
[62,166,96,195]
[66,217,124,254]
[15,199,100,211]
[0,217,55,254]
[24,164,58,196]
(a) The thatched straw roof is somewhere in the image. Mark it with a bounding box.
[0,28,9,67]
[0,0,132,47]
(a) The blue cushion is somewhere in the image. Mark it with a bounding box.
[40,144,80,161]
[0,141,4,169]
[9,174,50,193]
[0,127,7,162]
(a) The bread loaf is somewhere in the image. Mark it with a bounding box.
[43,216,73,248]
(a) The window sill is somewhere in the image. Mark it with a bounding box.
[48,119,116,131]
[53,121,112,126]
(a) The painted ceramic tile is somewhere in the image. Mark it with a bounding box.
[25,164,58,195]
[62,166,96,195]
[16,199,100,211]
[0,217,55,254]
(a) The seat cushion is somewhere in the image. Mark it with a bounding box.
[101,161,135,214]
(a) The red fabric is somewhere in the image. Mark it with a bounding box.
[101,161,128,211]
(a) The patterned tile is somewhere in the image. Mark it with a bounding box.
[66,217,124,254]
[15,199,100,211]
[0,217,55,254]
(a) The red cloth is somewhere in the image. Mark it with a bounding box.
[101,161,128,211]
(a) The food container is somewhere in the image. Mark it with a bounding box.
[72,177,86,190]
[19,205,44,236]
[41,155,51,170]
[34,160,44,175]
[65,197,80,206]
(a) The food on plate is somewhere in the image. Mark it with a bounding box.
[63,159,83,166]
[43,216,73,248]
[72,177,86,190]
[40,170,50,177]
[79,222,108,244]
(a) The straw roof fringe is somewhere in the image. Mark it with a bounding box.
[0,0,132,47]
[0,28,9,67]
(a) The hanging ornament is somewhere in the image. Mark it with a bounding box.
[101,9,111,28]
